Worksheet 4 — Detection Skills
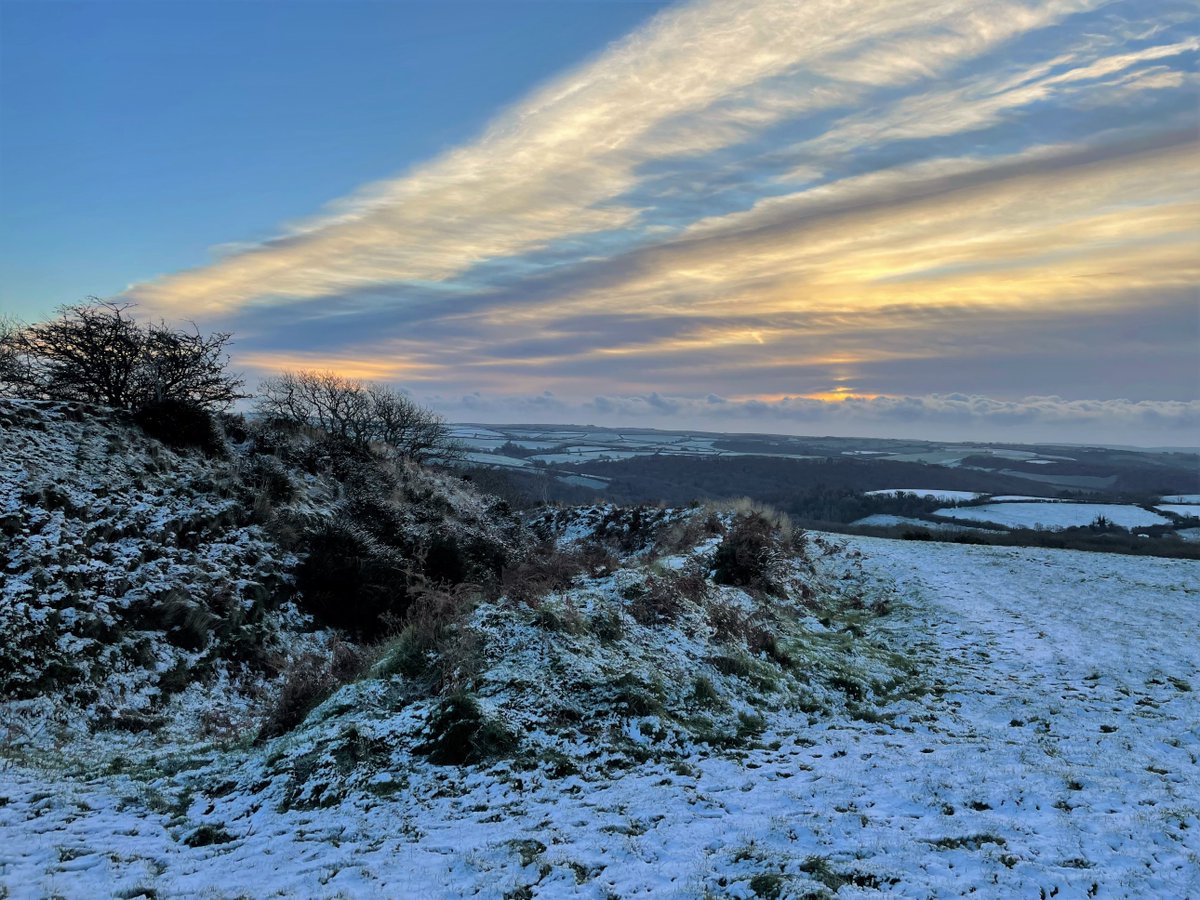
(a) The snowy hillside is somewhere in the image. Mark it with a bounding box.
[1,403,1198,897]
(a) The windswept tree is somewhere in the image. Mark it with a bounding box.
[256,369,457,463]
[0,300,244,410]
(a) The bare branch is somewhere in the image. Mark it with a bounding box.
[256,370,456,463]
[0,300,245,410]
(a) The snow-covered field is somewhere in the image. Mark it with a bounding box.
[462,451,533,468]
[850,514,987,532]
[934,502,1170,530]
[2,538,1196,897]
[528,450,642,464]
[864,489,981,502]
[1158,505,1200,518]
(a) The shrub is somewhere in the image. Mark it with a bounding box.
[258,641,366,741]
[712,512,790,594]
[183,824,234,848]
[415,693,517,765]
[594,505,662,553]
[531,598,588,635]
[628,571,705,626]
[574,538,619,576]
[422,532,470,585]
[372,582,480,689]
[706,600,749,644]
[609,673,665,717]
[294,520,412,634]
[496,542,589,605]
[692,676,720,706]
[133,398,225,455]
[653,508,724,555]
[242,454,296,509]
[590,608,625,643]
[747,624,790,667]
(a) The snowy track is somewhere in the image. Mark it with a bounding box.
[2,538,1198,897]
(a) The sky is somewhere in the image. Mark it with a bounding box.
[1,0,1197,445]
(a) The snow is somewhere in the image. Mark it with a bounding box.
[990,495,1060,502]
[865,488,982,502]
[528,450,641,464]
[851,514,988,532]
[981,449,1038,459]
[447,426,508,440]
[3,403,1199,896]
[461,451,531,468]
[2,537,1197,896]
[1162,495,1200,504]
[557,474,609,490]
[935,502,1170,530]
[1157,505,1200,518]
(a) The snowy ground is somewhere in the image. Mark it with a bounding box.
[934,502,1170,530]
[2,537,1197,897]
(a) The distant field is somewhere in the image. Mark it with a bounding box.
[865,488,982,502]
[454,424,1200,555]
[934,502,1170,530]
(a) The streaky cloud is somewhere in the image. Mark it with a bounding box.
[125,0,1108,314]
[112,0,1199,444]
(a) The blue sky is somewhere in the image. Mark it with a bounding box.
[1,0,1197,443]
[1,0,665,313]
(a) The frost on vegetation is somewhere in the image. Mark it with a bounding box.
[0,401,299,725]
[251,499,913,813]
[0,402,958,895]
[0,399,521,745]
[3,400,1197,896]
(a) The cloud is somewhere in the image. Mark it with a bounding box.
[429,389,1198,445]
[125,0,1114,315]
[583,392,1200,439]
[111,0,1198,444]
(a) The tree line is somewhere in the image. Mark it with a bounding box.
[0,300,454,463]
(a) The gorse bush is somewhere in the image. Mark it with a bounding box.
[415,693,518,765]
[712,509,796,595]
[132,398,225,455]
[258,641,367,741]
[288,451,518,637]
[294,520,413,635]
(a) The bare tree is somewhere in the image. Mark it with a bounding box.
[257,370,370,443]
[141,319,244,408]
[257,370,457,463]
[366,385,458,462]
[0,316,23,393]
[6,302,143,406]
[1,300,244,410]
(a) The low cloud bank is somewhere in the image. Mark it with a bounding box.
[438,391,1199,446]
